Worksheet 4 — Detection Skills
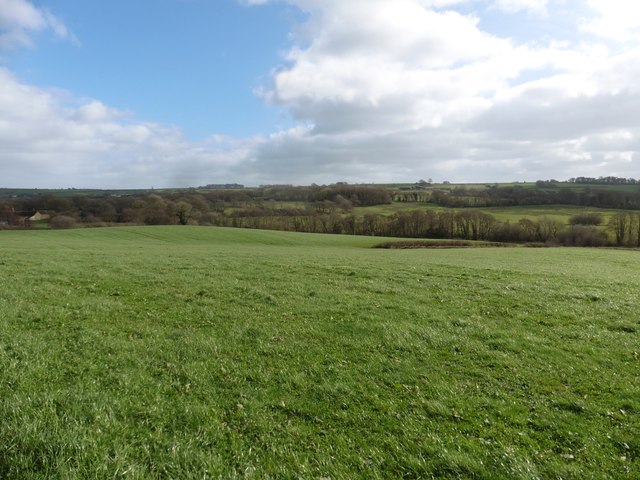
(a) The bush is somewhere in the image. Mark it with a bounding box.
[50,215,77,229]
[569,212,603,226]
[556,225,609,247]
[490,222,526,243]
[198,212,224,226]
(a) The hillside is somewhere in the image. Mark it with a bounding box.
[4,182,640,248]
[0,226,638,478]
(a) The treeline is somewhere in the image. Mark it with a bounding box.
[216,209,612,247]
[607,213,640,247]
[568,176,638,185]
[258,184,392,206]
[4,185,640,246]
[395,185,640,209]
[0,185,391,228]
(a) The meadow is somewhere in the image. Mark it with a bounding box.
[352,203,629,225]
[0,226,638,478]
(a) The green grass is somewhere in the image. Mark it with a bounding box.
[1,226,638,478]
[480,205,629,224]
[355,203,636,225]
[389,182,640,192]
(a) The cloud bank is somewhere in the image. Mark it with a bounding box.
[1,0,640,187]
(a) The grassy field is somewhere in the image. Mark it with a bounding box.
[0,226,638,478]
[479,205,623,224]
[384,182,640,192]
[353,203,634,225]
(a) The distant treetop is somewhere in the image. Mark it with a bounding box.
[567,176,637,185]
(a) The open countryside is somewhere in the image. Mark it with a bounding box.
[3,0,640,478]
[4,180,640,246]
[1,220,639,478]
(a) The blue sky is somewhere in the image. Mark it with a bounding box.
[1,0,640,188]
[7,0,301,139]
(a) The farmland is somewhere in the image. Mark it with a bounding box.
[353,203,628,224]
[4,182,640,248]
[0,226,638,478]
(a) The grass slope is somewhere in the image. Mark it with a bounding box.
[354,203,636,225]
[0,226,638,478]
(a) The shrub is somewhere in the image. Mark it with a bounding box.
[50,215,77,229]
[198,212,224,226]
[569,212,603,226]
[490,222,526,243]
[556,225,609,247]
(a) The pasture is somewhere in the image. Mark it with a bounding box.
[353,203,630,226]
[0,226,638,478]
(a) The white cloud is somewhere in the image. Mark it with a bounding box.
[491,0,548,14]
[3,0,640,187]
[245,0,640,183]
[0,68,250,187]
[581,0,640,42]
[267,0,515,135]
[0,0,44,30]
[0,0,75,49]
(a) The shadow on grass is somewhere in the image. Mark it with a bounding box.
[374,240,515,249]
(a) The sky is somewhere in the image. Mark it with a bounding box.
[1,0,640,188]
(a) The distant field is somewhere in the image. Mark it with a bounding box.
[386,182,640,192]
[1,226,638,478]
[4,181,640,199]
[354,203,635,225]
